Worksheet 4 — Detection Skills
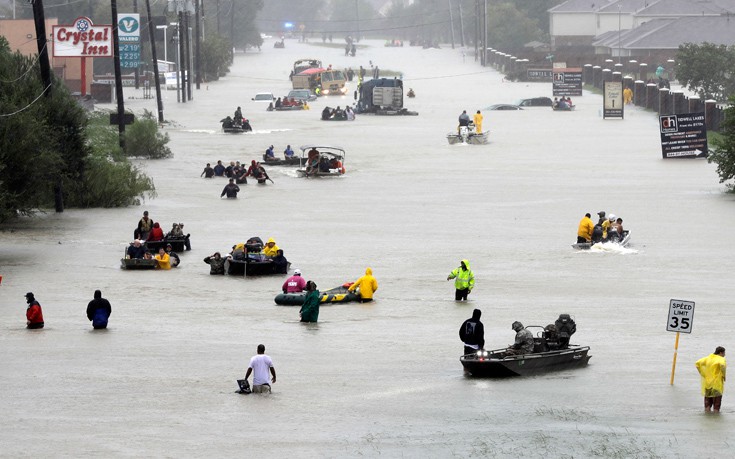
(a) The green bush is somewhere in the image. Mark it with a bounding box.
[124,110,172,159]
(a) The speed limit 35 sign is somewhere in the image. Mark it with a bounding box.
[667,299,694,333]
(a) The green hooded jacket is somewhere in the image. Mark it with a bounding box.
[448,259,475,291]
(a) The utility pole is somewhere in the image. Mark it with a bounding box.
[178,12,186,102]
[216,0,220,35]
[195,0,201,89]
[448,0,455,49]
[474,0,479,61]
[458,0,465,47]
[229,0,234,62]
[30,0,52,97]
[111,0,126,149]
[31,0,62,212]
[355,0,360,42]
[481,0,487,66]
[184,11,192,99]
[145,0,164,122]
[133,0,140,89]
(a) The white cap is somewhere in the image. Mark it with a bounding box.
[294,269,301,275]
[609,214,616,221]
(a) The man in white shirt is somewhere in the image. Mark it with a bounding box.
[245,344,277,393]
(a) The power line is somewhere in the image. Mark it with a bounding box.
[0,83,52,117]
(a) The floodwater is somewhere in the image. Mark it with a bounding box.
[2,39,735,458]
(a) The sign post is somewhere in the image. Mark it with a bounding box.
[603,81,624,119]
[52,17,113,96]
[667,299,695,385]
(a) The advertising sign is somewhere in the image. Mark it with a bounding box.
[603,81,624,119]
[552,68,583,96]
[527,69,552,81]
[118,13,141,69]
[659,112,708,159]
[666,299,695,333]
[52,17,113,57]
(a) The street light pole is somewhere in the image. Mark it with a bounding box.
[618,4,622,64]
[156,25,168,62]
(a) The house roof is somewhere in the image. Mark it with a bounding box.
[598,0,650,14]
[635,0,727,16]
[549,0,615,13]
[593,15,735,50]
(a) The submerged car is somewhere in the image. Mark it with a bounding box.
[485,104,523,111]
[287,89,318,102]
[515,97,553,107]
[252,92,275,102]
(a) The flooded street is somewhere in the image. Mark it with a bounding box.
[2,38,735,457]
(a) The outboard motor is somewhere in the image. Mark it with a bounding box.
[591,225,603,243]
[459,126,470,143]
[555,314,576,349]
[245,237,264,253]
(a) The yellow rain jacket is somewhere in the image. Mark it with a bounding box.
[348,267,378,299]
[263,237,280,257]
[448,259,475,291]
[577,216,594,241]
[473,112,483,133]
[155,252,172,270]
[696,353,727,397]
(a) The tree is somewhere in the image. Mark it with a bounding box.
[0,38,155,221]
[676,43,735,102]
[487,2,543,51]
[710,96,735,191]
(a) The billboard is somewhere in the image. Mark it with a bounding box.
[52,17,113,58]
[659,112,708,159]
[552,68,583,96]
[526,69,552,81]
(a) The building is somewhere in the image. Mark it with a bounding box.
[0,18,94,94]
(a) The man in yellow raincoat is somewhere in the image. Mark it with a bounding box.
[348,267,378,302]
[473,110,483,134]
[696,347,726,412]
[577,213,594,243]
[447,259,475,301]
[263,237,280,257]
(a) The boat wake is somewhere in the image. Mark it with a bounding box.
[585,242,638,255]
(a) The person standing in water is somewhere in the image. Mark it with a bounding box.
[86,290,112,329]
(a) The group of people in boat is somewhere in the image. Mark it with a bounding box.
[221,106,252,130]
[133,211,191,249]
[577,210,625,244]
[460,310,578,357]
[457,109,484,134]
[268,97,309,111]
[263,145,296,161]
[202,160,271,185]
[553,97,574,110]
[305,147,344,174]
[203,237,289,275]
[321,105,355,121]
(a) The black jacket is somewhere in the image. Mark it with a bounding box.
[87,296,112,322]
[459,318,484,348]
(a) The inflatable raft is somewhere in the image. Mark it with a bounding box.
[275,283,360,306]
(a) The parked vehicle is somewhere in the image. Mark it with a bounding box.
[515,97,553,107]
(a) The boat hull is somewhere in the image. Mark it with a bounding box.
[572,230,631,250]
[275,285,360,305]
[120,258,158,270]
[227,259,289,276]
[447,131,489,145]
[262,155,301,166]
[146,238,187,253]
[460,346,591,377]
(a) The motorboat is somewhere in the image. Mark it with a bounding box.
[572,230,631,250]
[460,345,591,377]
[145,236,188,253]
[120,258,158,270]
[552,105,576,111]
[447,125,489,145]
[460,315,591,377]
[226,237,289,276]
[297,145,346,177]
[221,118,253,133]
[262,154,300,166]
[274,283,360,306]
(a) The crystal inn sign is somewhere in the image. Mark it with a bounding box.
[53,17,113,57]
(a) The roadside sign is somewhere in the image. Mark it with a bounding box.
[659,112,707,159]
[666,299,694,333]
[118,13,141,69]
[603,81,624,119]
[552,68,582,96]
